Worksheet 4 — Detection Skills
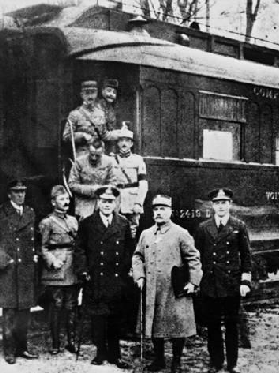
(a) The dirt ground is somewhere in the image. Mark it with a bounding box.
[0,305,279,373]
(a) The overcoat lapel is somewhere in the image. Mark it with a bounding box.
[4,203,32,231]
[96,212,119,242]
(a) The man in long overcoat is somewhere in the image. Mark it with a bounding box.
[133,195,202,373]
[195,188,252,373]
[0,180,38,364]
[74,185,134,369]
[39,185,78,354]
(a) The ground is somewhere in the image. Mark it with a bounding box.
[0,305,279,373]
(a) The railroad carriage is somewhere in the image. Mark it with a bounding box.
[1,26,279,301]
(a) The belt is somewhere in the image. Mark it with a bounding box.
[117,182,139,189]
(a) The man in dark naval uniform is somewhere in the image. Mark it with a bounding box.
[74,185,134,369]
[195,188,252,373]
[0,180,38,364]
[39,185,79,354]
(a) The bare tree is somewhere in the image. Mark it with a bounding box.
[157,0,174,21]
[245,0,261,42]
[140,0,151,17]
[178,0,200,24]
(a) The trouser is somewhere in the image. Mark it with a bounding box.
[203,296,240,369]
[48,285,78,349]
[2,308,30,358]
[152,338,185,361]
[91,314,121,361]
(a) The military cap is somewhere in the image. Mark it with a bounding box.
[8,179,27,191]
[208,188,233,201]
[50,185,68,199]
[102,78,119,89]
[152,194,172,208]
[117,126,134,140]
[81,80,98,90]
[95,185,120,200]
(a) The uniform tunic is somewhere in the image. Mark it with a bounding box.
[0,202,36,308]
[68,154,118,219]
[133,221,202,338]
[74,211,134,315]
[39,212,78,286]
[115,153,147,215]
[63,103,118,158]
[195,216,252,298]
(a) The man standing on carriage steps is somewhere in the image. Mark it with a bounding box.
[132,195,202,373]
[63,80,120,159]
[195,188,252,373]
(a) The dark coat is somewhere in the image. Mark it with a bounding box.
[0,202,36,308]
[74,211,134,315]
[195,216,252,298]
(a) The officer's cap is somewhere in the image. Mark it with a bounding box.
[81,80,98,90]
[152,194,172,208]
[8,179,27,191]
[117,126,134,140]
[208,188,233,201]
[95,185,120,200]
[102,78,119,89]
[51,185,68,199]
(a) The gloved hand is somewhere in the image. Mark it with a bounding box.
[133,203,143,215]
[240,284,251,297]
[184,282,195,294]
[137,278,145,290]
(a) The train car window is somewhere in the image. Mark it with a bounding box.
[203,129,233,161]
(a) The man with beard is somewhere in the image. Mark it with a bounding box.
[0,180,38,364]
[195,188,252,373]
[68,138,118,220]
[63,80,119,159]
[74,185,134,369]
[39,185,78,354]
[133,195,202,373]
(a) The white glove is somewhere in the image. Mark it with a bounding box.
[240,284,251,297]
[184,282,195,294]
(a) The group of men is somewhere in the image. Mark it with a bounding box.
[0,77,252,373]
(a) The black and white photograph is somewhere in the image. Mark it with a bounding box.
[0,1,279,372]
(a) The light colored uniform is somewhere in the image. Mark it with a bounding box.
[115,153,147,222]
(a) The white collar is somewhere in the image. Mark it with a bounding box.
[10,200,23,214]
[214,214,229,227]
[99,212,113,226]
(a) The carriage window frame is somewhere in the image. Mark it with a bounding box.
[199,91,247,162]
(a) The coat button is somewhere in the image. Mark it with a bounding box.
[18,259,22,263]
[226,251,230,254]
[116,263,119,266]
[16,238,19,241]
[100,263,104,266]
[116,252,119,256]
[31,238,34,241]
[226,261,230,264]
[115,274,118,277]
[213,252,216,256]
[17,248,20,252]
[100,242,103,245]
[226,242,229,245]
[100,272,103,275]
[116,241,119,245]
[100,252,104,255]
[213,261,216,264]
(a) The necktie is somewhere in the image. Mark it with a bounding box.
[218,222,224,233]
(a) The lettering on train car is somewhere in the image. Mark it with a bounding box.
[172,209,211,219]
[253,86,279,99]
[266,191,279,200]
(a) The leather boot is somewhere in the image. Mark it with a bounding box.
[50,308,62,354]
[147,338,165,371]
[65,310,76,353]
[171,338,185,373]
